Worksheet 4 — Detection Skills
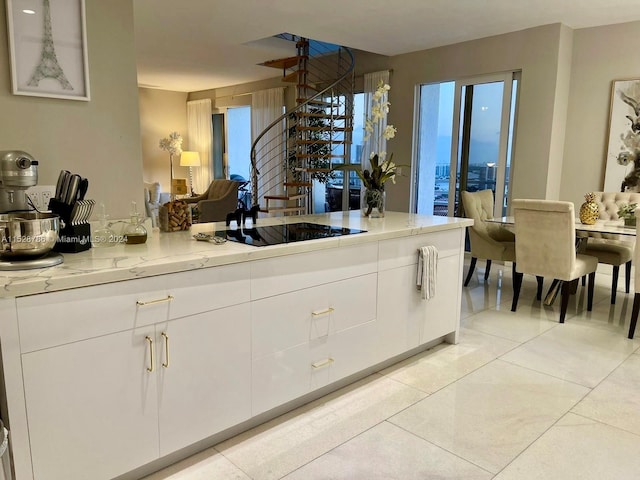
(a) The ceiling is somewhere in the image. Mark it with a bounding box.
[133,0,640,93]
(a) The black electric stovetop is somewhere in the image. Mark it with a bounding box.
[216,222,366,247]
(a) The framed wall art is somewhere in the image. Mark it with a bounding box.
[5,0,90,101]
[603,78,640,192]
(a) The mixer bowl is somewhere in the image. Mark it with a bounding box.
[0,212,59,258]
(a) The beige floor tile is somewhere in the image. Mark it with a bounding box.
[501,322,640,388]
[494,413,640,479]
[215,374,427,480]
[389,360,589,474]
[572,353,640,435]
[461,302,558,343]
[380,327,520,393]
[140,447,250,480]
[282,421,492,480]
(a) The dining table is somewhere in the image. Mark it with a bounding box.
[485,217,636,305]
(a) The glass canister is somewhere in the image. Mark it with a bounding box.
[123,201,148,245]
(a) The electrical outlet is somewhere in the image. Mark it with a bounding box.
[26,191,41,210]
[41,189,54,209]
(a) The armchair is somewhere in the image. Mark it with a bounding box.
[144,182,170,228]
[184,179,239,223]
[460,190,517,286]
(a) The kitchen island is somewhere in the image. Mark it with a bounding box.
[0,211,472,480]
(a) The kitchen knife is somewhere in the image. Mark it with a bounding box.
[55,170,69,201]
[65,174,81,205]
[77,178,89,201]
[59,173,73,203]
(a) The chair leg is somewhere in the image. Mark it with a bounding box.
[629,293,640,339]
[611,265,620,304]
[536,276,544,301]
[511,268,523,312]
[625,260,632,293]
[581,275,586,287]
[559,280,573,323]
[484,259,492,281]
[587,272,596,311]
[463,257,477,286]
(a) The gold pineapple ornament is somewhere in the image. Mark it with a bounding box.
[579,192,599,225]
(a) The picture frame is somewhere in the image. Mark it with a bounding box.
[603,78,640,192]
[5,0,90,101]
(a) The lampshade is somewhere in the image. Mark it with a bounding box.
[180,151,201,167]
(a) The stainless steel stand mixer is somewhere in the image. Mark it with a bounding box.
[0,150,63,269]
[0,150,38,212]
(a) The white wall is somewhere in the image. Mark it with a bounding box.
[138,88,188,189]
[562,20,640,208]
[0,0,143,219]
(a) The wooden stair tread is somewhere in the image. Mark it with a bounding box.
[262,206,306,213]
[261,55,306,70]
[297,140,347,145]
[264,194,306,201]
[283,181,313,187]
[297,83,320,92]
[296,153,346,159]
[294,167,332,173]
[296,98,332,106]
[297,113,349,120]
[282,70,307,83]
[296,126,352,132]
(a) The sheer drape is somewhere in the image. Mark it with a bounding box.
[251,88,284,200]
[187,99,212,195]
[362,70,390,171]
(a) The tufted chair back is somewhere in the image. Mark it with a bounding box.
[593,191,640,221]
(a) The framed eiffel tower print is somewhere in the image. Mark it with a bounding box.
[6,0,90,101]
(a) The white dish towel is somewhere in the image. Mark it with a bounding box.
[417,246,438,300]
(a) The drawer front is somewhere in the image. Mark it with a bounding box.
[166,263,250,319]
[251,242,378,300]
[378,230,463,271]
[18,275,170,353]
[252,319,378,416]
[252,273,377,359]
[18,263,251,353]
[252,337,332,415]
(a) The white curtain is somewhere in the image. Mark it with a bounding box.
[362,70,391,171]
[251,88,284,200]
[187,99,212,195]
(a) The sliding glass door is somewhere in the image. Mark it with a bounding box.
[413,72,519,217]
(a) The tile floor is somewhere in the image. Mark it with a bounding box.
[143,259,640,480]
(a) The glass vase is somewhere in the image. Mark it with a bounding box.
[361,188,385,218]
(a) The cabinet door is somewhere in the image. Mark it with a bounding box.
[157,303,252,456]
[377,254,461,362]
[22,326,159,480]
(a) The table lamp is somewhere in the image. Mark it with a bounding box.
[180,151,201,196]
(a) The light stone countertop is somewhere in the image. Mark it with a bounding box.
[0,211,472,298]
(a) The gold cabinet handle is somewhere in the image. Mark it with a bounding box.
[145,336,154,372]
[161,332,170,368]
[136,295,174,307]
[311,307,334,317]
[311,357,334,369]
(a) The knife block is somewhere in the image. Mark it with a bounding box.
[49,198,92,253]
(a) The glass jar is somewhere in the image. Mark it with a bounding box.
[361,188,385,218]
[123,201,148,245]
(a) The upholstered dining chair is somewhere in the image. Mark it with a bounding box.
[626,207,640,339]
[460,190,516,286]
[183,179,239,222]
[511,199,599,323]
[579,192,639,304]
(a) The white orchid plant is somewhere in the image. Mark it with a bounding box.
[335,81,401,191]
[159,131,183,157]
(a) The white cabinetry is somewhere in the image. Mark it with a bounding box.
[8,227,466,480]
[16,264,251,480]
[22,326,159,480]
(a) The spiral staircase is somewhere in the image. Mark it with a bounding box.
[250,34,355,215]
